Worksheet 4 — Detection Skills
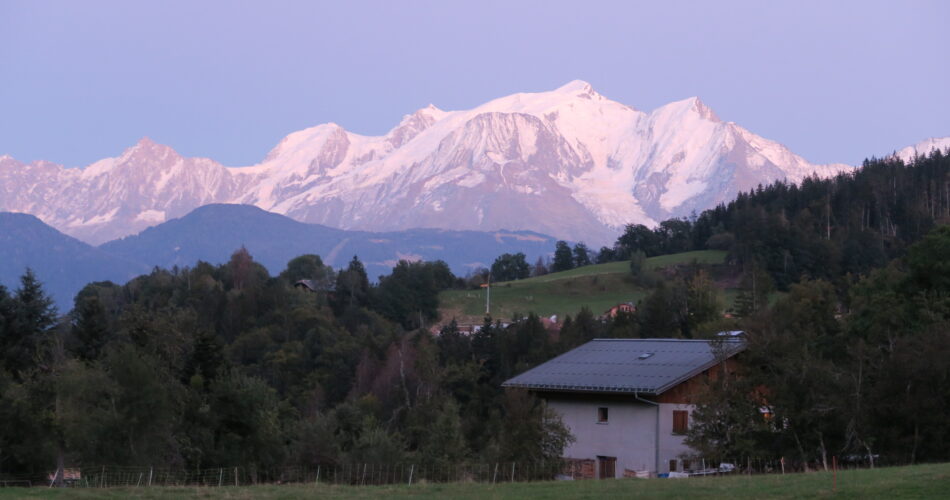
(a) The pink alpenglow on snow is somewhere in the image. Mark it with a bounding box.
[3,81,929,246]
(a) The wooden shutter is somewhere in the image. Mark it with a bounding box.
[673,410,689,434]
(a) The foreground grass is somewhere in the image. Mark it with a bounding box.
[2,463,948,499]
[439,250,727,323]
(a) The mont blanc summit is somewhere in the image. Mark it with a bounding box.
[1,81,855,245]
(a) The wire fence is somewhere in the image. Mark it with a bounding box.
[0,455,890,489]
[2,462,567,488]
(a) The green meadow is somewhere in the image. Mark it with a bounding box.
[439,250,728,323]
[2,462,946,499]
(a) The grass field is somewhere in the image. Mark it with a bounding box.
[439,250,727,323]
[2,462,947,499]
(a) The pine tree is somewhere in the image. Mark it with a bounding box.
[2,269,57,379]
[332,256,370,315]
[71,293,110,363]
[552,241,574,272]
[572,243,592,268]
[186,330,227,389]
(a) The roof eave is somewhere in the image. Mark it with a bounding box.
[501,382,659,396]
[652,343,748,395]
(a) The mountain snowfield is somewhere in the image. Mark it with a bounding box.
[895,137,950,165]
[3,80,940,246]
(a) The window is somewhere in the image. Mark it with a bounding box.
[669,459,678,472]
[597,407,609,423]
[672,410,689,434]
[682,459,690,471]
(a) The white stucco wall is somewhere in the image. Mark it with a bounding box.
[658,402,694,473]
[546,396,695,477]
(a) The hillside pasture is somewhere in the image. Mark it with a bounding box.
[439,250,727,323]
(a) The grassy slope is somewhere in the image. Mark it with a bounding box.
[3,463,948,499]
[439,250,727,323]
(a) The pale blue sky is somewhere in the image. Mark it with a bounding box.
[1,0,947,167]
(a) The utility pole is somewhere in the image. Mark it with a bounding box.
[481,274,491,315]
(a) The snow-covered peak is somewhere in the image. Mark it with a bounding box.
[555,79,596,95]
[895,136,950,164]
[261,123,347,164]
[118,137,180,164]
[0,155,21,169]
[419,103,446,117]
[398,104,448,124]
[690,97,719,122]
[651,97,720,123]
[387,105,451,148]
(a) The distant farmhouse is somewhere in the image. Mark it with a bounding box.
[602,302,636,319]
[503,338,745,479]
[294,279,335,294]
[293,279,319,292]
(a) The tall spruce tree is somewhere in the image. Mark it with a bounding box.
[552,241,574,273]
[572,243,591,268]
[2,270,57,380]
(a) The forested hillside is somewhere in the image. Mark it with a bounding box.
[0,254,576,479]
[602,149,950,290]
[679,224,950,468]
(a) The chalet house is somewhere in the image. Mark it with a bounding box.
[293,279,336,296]
[602,302,636,319]
[502,338,745,479]
[293,279,318,292]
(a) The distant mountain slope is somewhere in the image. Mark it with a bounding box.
[1,81,862,245]
[0,212,148,309]
[1,205,556,311]
[99,204,556,280]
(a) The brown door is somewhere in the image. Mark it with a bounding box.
[597,456,616,479]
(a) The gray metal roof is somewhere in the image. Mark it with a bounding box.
[502,338,745,395]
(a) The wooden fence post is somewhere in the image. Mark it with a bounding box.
[833,456,837,492]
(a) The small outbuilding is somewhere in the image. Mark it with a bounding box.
[502,338,745,478]
[602,302,636,319]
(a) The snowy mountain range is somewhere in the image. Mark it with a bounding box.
[2,81,942,246]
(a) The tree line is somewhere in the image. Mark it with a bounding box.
[0,252,573,480]
[686,225,950,468]
[600,149,950,292]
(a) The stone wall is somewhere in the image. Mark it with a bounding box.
[561,458,596,479]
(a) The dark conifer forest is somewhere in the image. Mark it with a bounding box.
[1,150,949,478]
